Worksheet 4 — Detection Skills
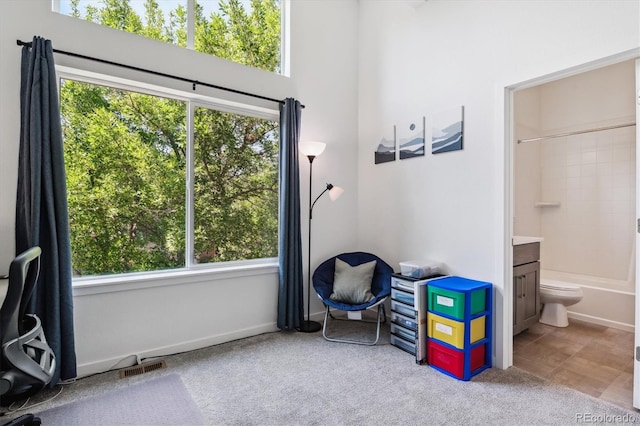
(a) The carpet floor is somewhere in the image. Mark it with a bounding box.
[34,374,204,425]
[3,318,640,425]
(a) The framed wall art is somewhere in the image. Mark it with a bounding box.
[374,125,396,164]
[399,116,425,160]
[432,106,464,154]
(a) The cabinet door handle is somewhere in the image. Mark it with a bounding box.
[522,275,526,299]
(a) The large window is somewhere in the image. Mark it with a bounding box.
[60,77,279,277]
[56,0,285,74]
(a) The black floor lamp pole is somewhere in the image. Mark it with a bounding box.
[298,155,322,333]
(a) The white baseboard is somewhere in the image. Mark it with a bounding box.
[76,322,279,378]
[567,311,634,332]
[309,310,326,322]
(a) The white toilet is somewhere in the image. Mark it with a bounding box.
[539,279,583,327]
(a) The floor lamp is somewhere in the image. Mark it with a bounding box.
[298,141,344,333]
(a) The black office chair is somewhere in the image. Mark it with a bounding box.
[0,246,55,416]
[1,415,40,426]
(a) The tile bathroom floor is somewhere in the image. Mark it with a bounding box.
[513,319,636,411]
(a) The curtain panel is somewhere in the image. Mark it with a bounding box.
[16,36,77,384]
[277,98,303,330]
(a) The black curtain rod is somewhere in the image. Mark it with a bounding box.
[17,39,303,108]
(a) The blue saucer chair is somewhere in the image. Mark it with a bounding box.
[312,252,393,345]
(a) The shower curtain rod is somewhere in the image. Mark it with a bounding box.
[16,39,304,108]
[517,122,635,144]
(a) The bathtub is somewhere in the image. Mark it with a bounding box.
[541,269,635,332]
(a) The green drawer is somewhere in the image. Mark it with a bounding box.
[427,286,486,320]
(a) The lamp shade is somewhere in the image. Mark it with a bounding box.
[328,185,344,202]
[299,141,326,158]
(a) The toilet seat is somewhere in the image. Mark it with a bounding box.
[540,279,581,292]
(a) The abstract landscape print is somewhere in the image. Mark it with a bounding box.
[398,116,425,160]
[374,125,396,164]
[432,106,464,154]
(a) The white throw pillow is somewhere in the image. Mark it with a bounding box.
[330,258,377,304]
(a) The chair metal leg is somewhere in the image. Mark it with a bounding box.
[328,305,387,324]
[321,304,385,346]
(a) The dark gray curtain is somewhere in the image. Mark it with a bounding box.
[277,98,303,330]
[16,36,77,384]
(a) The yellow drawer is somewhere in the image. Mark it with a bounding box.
[427,313,486,349]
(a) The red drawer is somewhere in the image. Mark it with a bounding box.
[427,339,486,380]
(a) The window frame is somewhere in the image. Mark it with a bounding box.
[57,65,280,291]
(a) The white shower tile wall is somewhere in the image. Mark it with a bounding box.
[539,126,635,281]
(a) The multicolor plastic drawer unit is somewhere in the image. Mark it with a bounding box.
[425,275,493,381]
[427,339,489,381]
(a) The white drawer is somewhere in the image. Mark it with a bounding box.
[391,287,415,306]
[391,323,416,342]
[391,310,418,331]
[391,300,416,319]
[390,334,416,355]
[391,276,415,293]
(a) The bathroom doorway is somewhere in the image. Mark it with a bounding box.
[508,56,638,409]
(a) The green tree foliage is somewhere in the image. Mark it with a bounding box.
[62,81,187,275]
[193,109,278,263]
[196,0,281,72]
[62,0,280,275]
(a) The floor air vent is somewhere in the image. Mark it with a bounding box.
[119,360,167,379]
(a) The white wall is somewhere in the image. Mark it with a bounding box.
[514,88,542,238]
[539,124,635,282]
[0,0,359,376]
[538,61,636,283]
[290,0,360,266]
[357,0,640,368]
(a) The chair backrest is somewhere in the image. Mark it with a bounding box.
[0,247,42,344]
[0,246,56,403]
[312,252,393,302]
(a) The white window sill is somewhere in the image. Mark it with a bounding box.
[72,259,279,297]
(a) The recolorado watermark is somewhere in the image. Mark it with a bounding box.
[576,413,638,423]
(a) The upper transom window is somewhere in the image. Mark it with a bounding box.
[55,0,285,75]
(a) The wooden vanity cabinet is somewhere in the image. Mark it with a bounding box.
[513,242,540,335]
